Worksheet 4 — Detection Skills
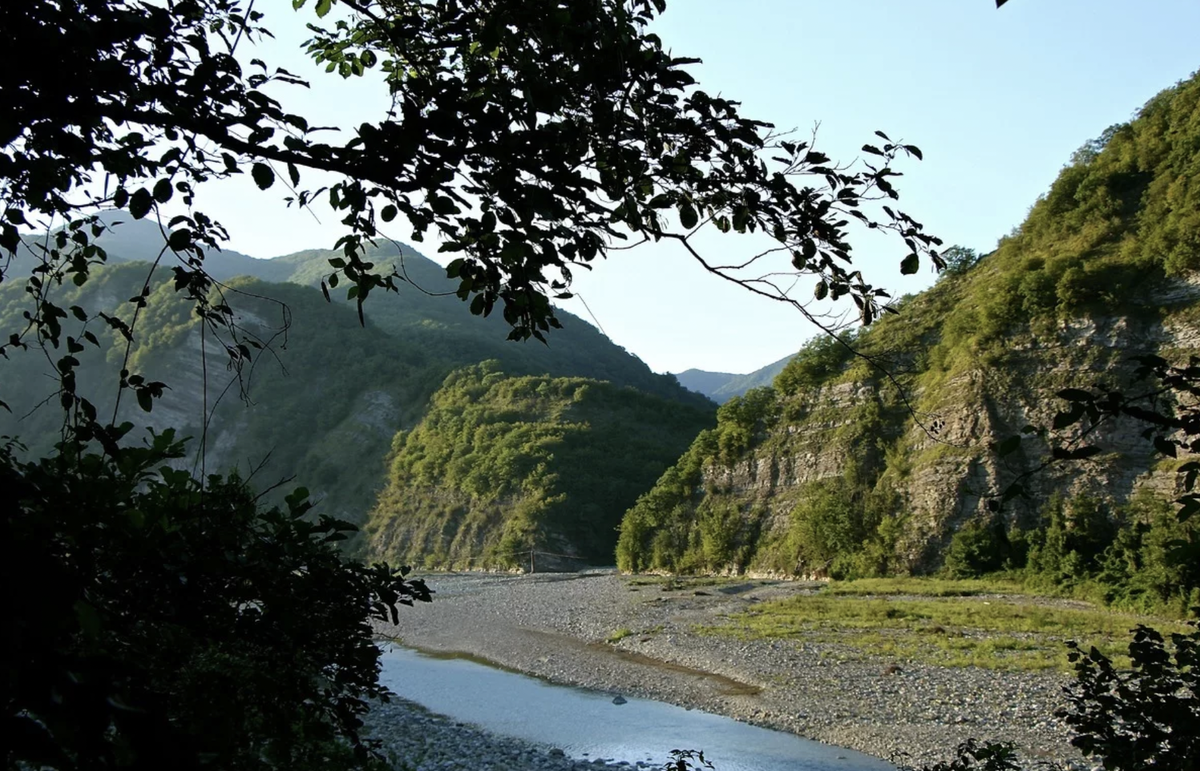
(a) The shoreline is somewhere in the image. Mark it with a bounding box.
[374,571,1087,769]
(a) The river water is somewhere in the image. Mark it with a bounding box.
[378,645,894,771]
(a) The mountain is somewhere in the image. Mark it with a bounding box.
[366,363,714,569]
[0,221,712,541]
[675,353,796,402]
[616,74,1200,605]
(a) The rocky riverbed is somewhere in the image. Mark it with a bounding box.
[364,698,666,771]
[371,571,1090,770]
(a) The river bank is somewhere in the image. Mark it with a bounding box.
[364,697,666,771]
[373,571,1091,769]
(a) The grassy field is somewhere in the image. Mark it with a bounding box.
[700,578,1192,671]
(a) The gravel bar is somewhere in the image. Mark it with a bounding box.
[364,698,662,771]
[372,571,1093,770]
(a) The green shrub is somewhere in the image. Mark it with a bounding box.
[943,517,1013,579]
[3,431,429,771]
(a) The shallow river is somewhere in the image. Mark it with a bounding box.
[378,646,894,771]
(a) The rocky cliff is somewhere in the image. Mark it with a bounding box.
[617,73,1200,578]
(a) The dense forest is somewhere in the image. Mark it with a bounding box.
[367,362,713,568]
[0,224,710,533]
[616,73,1200,616]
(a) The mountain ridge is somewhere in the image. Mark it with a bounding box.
[1,221,712,536]
[675,352,796,402]
[615,73,1200,612]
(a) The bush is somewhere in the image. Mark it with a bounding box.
[3,430,430,771]
[942,517,1012,578]
[1058,621,1199,770]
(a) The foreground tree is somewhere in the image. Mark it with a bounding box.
[3,429,431,770]
[2,2,939,768]
[2,0,942,429]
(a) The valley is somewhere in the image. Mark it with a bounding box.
[376,570,1189,767]
[7,4,1199,771]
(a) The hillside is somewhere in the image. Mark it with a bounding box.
[675,353,796,402]
[366,363,715,569]
[15,217,707,405]
[0,227,711,536]
[0,264,447,522]
[616,74,1200,610]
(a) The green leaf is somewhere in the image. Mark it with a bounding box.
[315,0,332,17]
[900,253,919,275]
[1056,388,1093,402]
[136,388,153,413]
[251,163,275,190]
[381,204,397,222]
[678,202,698,230]
[814,281,828,301]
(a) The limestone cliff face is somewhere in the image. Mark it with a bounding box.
[617,278,1200,577]
[618,72,1200,577]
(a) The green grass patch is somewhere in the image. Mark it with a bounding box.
[624,576,744,591]
[605,628,634,644]
[824,577,1030,597]
[701,583,1191,671]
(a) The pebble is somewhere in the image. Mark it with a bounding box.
[364,699,633,771]
[375,572,1084,769]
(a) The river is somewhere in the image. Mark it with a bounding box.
[378,645,895,771]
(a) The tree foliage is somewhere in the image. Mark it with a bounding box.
[3,429,431,770]
[1,0,942,439]
[368,361,713,568]
[1057,621,1199,771]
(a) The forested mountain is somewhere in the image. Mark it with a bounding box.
[617,74,1200,612]
[13,217,708,405]
[366,363,714,569]
[0,223,711,537]
[675,353,796,402]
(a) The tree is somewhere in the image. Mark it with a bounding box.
[1,0,944,437]
[3,429,432,770]
[1058,622,1199,771]
[939,246,982,277]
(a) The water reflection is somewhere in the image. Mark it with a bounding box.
[377,646,893,771]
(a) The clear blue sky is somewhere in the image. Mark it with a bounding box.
[202,0,1200,375]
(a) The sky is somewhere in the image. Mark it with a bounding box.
[195,0,1200,376]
